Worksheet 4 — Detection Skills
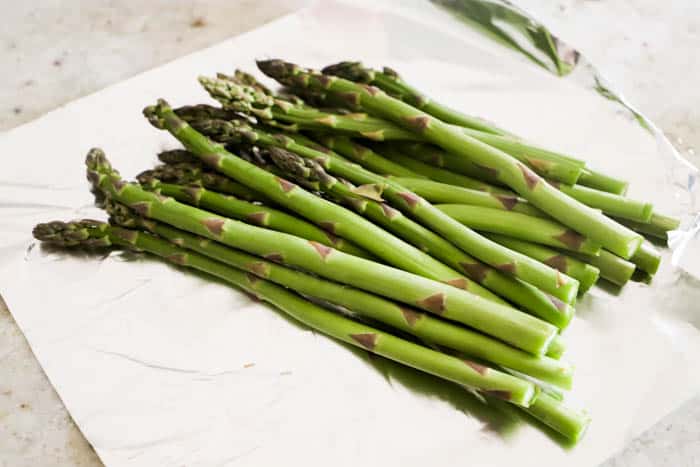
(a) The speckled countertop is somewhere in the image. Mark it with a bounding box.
[1,1,698,466]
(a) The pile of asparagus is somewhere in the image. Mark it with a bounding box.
[33,60,680,444]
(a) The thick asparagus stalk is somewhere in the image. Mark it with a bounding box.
[176,108,579,302]
[268,148,574,329]
[137,178,373,260]
[148,105,483,288]
[391,177,544,217]
[107,207,573,387]
[88,149,558,354]
[490,234,629,289]
[33,219,537,406]
[436,204,602,255]
[257,59,642,259]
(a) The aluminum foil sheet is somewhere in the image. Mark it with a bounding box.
[0,1,698,465]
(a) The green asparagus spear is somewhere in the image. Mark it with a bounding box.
[267,148,574,329]
[488,234,626,289]
[436,204,602,255]
[524,392,590,443]
[137,177,373,260]
[106,206,572,387]
[616,213,680,241]
[321,62,508,135]
[257,59,642,259]
[175,108,579,302]
[88,148,558,355]
[33,219,538,407]
[311,133,425,178]
[376,144,512,193]
[390,177,544,217]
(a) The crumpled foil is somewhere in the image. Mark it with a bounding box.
[0,1,698,466]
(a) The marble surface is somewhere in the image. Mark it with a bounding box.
[0,1,697,466]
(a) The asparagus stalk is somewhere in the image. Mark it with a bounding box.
[137,177,373,260]
[143,160,265,202]
[577,168,629,195]
[88,148,558,354]
[268,148,575,329]
[524,392,590,443]
[550,182,653,223]
[376,145,512,194]
[391,177,544,217]
[257,59,643,259]
[149,105,483,287]
[490,234,629,289]
[320,62,508,135]
[33,219,537,407]
[311,133,425,178]
[627,241,662,276]
[436,204,602,255]
[176,107,579,302]
[107,207,573,387]
[616,213,680,241]
[380,142,651,222]
[377,141,503,185]
[201,75,583,185]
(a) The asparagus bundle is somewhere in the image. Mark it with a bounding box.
[29,58,682,446]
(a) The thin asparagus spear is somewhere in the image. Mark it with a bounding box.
[578,168,629,195]
[33,219,538,406]
[616,213,681,241]
[311,133,425,178]
[107,207,573,387]
[137,178,373,260]
[376,141,503,184]
[257,59,643,259]
[175,108,579,302]
[148,107,482,288]
[376,144,511,193]
[320,62,508,135]
[436,204,602,255]
[143,161,265,202]
[201,75,583,185]
[391,177,544,217]
[551,182,653,222]
[88,149,558,355]
[268,148,575,329]
[489,234,626,289]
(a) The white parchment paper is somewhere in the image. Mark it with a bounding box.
[1,1,699,466]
